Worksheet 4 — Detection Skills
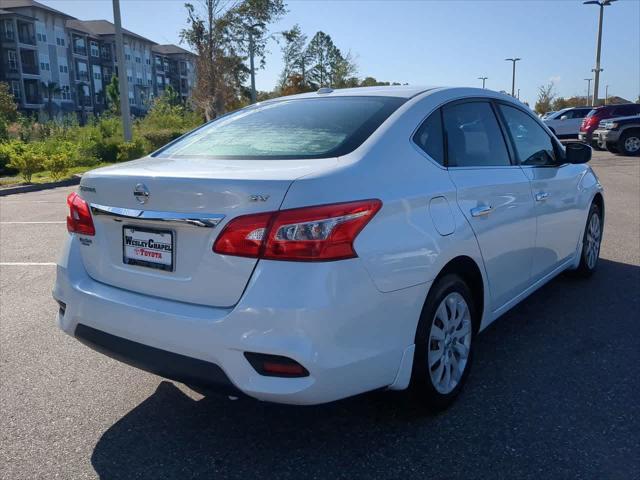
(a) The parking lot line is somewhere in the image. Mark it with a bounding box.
[0,221,66,224]
[0,262,57,266]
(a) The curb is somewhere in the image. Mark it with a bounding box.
[0,175,81,197]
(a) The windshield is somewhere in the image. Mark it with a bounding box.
[154,96,406,160]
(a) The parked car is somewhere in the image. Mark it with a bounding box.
[543,107,592,138]
[593,115,640,155]
[579,103,640,148]
[540,111,556,119]
[54,87,604,409]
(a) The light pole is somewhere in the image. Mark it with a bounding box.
[112,0,132,141]
[605,84,609,104]
[478,76,488,89]
[584,78,593,105]
[247,22,264,104]
[583,0,617,106]
[505,58,521,97]
[517,88,520,100]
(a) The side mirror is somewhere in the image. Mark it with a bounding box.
[560,115,569,120]
[565,142,591,164]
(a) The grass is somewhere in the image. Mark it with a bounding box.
[0,162,114,188]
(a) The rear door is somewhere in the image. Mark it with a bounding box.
[497,103,584,281]
[444,100,536,310]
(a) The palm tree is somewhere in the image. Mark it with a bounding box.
[41,81,61,120]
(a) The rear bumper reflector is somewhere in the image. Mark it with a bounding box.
[244,352,309,378]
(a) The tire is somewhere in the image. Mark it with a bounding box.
[574,202,603,277]
[617,130,640,156]
[591,142,604,151]
[411,274,476,411]
[605,142,619,154]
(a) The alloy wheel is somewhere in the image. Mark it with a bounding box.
[428,292,472,394]
[624,136,640,154]
[585,212,601,269]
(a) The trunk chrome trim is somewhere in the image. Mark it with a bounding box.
[90,203,225,228]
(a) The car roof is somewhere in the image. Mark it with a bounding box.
[274,85,439,101]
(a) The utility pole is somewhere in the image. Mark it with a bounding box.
[517,88,520,100]
[605,84,609,105]
[112,0,131,141]
[247,22,264,104]
[583,0,617,106]
[584,78,593,106]
[478,76,488,89]
[505,58,521,97]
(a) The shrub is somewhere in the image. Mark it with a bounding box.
[142,129,183,151]
[72,138,99,166]
[96,138,120,163]
[0,140,21,175]
[44,153,70,181]
[7,143,45,183]
[117,138,146,162]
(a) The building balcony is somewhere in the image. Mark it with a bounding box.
[24,95,42,105]
[17,33,36,45]
[73,46,87,56]
[0,32,16,42]
[21,63,39,75]
[2,62,19,74]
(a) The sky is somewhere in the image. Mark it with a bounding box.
[40,0,640,106]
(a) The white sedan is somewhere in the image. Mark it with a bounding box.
[54,86,604,409]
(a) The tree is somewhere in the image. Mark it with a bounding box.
[305,31,334,88]
[41,81,61,120]
[552,96,588,110]
[106,75,120,114]
[181,0,285,121]
[0,82,18,122]
[278,24,307,91]
[534,82,556,114]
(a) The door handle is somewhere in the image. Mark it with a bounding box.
[470,205,493,217]
[535,192,550,202]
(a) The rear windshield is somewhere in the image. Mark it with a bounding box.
[154,96,406,160]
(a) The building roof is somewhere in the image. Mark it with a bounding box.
[66,19,155,44]
[152,44,193,56]
[0,0,75,19]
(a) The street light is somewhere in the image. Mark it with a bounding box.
[478,76,488,89]
[505,58,521,97]
[605,84,609,105]
[584,78,593,105]
[112,0,132,141]
[583,0,617,106]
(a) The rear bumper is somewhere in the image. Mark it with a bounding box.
[74,323,241,395]
[593,129,620,145]
[54,235,426,405]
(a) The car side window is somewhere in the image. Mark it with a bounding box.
[413,109,444,165]
[442,101,511,167]
[498,104,557,166]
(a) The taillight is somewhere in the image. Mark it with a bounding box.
[66,192,95,236]
[213,199,382,261]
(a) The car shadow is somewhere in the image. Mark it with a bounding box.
[91,258,639,479]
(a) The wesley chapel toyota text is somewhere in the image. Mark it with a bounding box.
[54,87,604,409]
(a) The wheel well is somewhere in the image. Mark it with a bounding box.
[435,256,484,332]
[592,192,604,221]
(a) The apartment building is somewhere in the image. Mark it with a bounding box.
[0,0,195,118]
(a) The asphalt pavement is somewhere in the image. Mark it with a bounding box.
[1,150,639,479]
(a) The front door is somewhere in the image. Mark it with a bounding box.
[443,100,537,311]
[497,103,584,281]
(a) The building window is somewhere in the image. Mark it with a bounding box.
[156,75,163,86]
[128,91,135,105]
[73,35,86,55]
[56,37,65,46]
[145,57,151,65]
[39,54,50,71]
[94,71,102,80]
[125,53,131,61]
[147,78,153,86]
[90,41,99,57]
[60,85,71,101]
[10,81,21,100]
[2,21,15,41]
[7,50,18,71]
[59,63,68,74]
[101,44,111,61]
[135,56,141,64]
[37,32,47,43]
[76,60,89,81]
